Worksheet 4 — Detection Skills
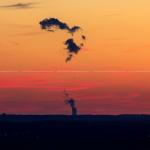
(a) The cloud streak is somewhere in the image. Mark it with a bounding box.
[0,2,37,9]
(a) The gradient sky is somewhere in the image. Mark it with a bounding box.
[0,0,150,114]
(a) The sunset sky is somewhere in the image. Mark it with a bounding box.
[0,0,150,114]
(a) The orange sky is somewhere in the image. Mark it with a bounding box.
[0,0,150,114]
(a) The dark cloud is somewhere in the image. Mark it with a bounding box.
[65,39,81,54]
[64,39,82,62]
[65,54,73,63]
[39,18,86,62]
[82,35,86,40]
[40,18,69,30]
[0,2,37,9]
[69,26,81,35]
[39,18,81,35]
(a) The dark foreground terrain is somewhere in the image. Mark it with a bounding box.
[0,115,150,150]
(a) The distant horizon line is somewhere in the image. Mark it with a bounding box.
[1,113,150,118]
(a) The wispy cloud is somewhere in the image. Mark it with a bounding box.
[0,2,37,9]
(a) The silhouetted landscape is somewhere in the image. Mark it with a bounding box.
[0,114,150,150]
